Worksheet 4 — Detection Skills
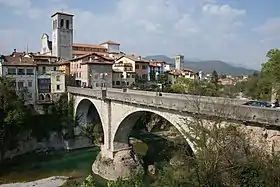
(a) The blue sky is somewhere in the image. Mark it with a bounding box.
[0,0,280,69]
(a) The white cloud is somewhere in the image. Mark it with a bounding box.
[254,17,280,42]
[0,0,278,69]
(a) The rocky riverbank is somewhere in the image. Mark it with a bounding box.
[0,176,69,187]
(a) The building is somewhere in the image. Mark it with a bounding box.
[72,43,108,57]
[0,52,37,104]
[32,54,67,103]
[112,63,135,88]
[167,69,195,84]
[70,53,114,87]
[51,12,74,59]
[148,60,166,81]
[115,55,150,83]
[175,54,184,70]
[41,11,74,59]
[100,40,120,54]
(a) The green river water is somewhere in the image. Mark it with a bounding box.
[0,134,178,186]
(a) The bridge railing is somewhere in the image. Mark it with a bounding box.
[102,87,248,105]
[105,89,280,126]
[68,86,280,126]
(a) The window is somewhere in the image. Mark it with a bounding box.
[42,67,46,74]
[116,81,120,85]
[66,20,70,29]
[26,69,34,75]
[17,81,24,90]
[127,74,130,78]
[135,64,139,69]
[10,80,16,88]
[7,68,16,75]
[79,72,81,78]
[56,75,60,81]
[112,81,115,86]
[27,93,32,99]
[54,67,56,71]
[79,63,81,68]
[28,81,32,87]
[56,85,61,90]
[96,83,99,87]
[132,74,135,78]
[17,68,25,75]
[142,65,147,69]
[127,82,129,86]
[121,74,124,78]
[53,20,57,29]
[60,19,64,28]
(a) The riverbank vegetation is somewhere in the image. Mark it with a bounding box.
[0,77,75,162]
[72,116,280,187]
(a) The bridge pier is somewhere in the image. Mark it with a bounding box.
[92,145,144,181]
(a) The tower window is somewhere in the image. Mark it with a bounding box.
[66,20,70,29]
[53,20,57,29]
[60,19,64,28]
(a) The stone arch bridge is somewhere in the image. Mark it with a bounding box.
[68,86,280,180]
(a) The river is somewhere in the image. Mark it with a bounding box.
[0,133,181,187]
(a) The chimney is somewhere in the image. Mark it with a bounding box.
[138,56,141,60]
[13,49,16,53]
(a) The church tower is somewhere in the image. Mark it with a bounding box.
[175,54,184,70]
[51,12,74,59]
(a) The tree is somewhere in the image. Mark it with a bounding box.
[260,49,280,99]
[0,77,28,160]
[157,73,168,84]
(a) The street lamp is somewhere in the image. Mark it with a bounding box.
[100,73,108,89]
[122,72,130,92]
[88,73,92,88]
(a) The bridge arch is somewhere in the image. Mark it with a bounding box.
[112,108,195,154]
[75,98,105,143]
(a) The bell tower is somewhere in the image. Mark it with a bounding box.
[51,12,74,59]
[175,54,184,70]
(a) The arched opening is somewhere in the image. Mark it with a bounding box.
[113,111,193,171]
[45,94,51,102]
[39,94,44,101]
[75,99,104,145]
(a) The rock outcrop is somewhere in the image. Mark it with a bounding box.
[92,149,144,181]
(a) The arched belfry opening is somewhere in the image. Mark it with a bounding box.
[75,99,104,145]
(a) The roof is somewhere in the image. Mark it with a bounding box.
[71,52,114,62]
[73,43,107,49]
[149,61,166,67]
[100,40,120,45]
[72,50,108,57]
[113,63,133,67]
[51,12,74,18]
[1,54,70,67]
[2,56,36,67]
[118,55,150,64]
[113,69,135,73]
[168,69,194,76]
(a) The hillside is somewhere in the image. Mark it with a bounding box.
[145,55,258,76]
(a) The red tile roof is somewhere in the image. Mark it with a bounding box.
[73,43,107,49]
[71,52,114,65]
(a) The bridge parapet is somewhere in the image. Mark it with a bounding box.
[68,86,280,126]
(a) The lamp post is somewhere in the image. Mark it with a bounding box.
[122,72,130,92]
[100,73,108,89]
[89,73,92,88]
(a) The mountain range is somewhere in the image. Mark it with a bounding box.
[145,55,258,76]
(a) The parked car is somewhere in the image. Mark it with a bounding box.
[243,100,272,108]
